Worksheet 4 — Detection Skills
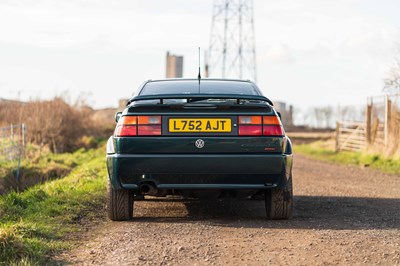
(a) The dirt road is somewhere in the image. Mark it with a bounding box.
[60,154,400,265]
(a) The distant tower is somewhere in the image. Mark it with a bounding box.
[206,0,257,81]
[166,51,184,78]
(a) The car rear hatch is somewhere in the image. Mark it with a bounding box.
[114,94,287,154]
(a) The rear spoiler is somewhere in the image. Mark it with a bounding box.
[127,94,273,106]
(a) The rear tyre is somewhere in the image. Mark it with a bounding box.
[265,175,293,219]
[107,179,134,221]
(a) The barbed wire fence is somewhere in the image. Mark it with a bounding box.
[0,124,27,181]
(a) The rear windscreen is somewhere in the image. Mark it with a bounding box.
[139,80,261,96]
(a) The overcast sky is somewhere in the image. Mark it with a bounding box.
[0,0,399,109]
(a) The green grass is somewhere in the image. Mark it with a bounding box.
[295,141,400,174]
[0,143,103,194]
[0,146,107,265]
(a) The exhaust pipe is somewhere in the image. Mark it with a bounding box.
[139,183,158,195]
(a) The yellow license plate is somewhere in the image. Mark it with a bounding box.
[169,118,231,132]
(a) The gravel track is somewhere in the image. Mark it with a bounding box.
[60,154,400,265]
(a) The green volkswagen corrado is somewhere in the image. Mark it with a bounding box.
[106,78,293,220]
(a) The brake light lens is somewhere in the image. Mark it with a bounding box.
[238,115,284,136]
[115,116,161,137]
[263,125,284,136]
[138,125,162,136]
[115,125,137,137]
[239,125,262,135]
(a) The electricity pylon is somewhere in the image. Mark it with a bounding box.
[206,0,257,81]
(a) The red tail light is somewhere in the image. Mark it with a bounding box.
[238,115,284,136]
[238,116,262,136]
[115,125,137,137]
[114,116,137,137]
[239,125,262,136]
[138,125,161,136]
[263,115,284,136]
[263,125,284,136]
[137,115,161,136]
[115,116,161,137]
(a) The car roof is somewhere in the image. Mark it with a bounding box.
[145,78,256,86]
[147,78,253,83]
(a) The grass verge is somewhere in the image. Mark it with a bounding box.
[295,140,400,174]
[0,146,107,265]
[0,140,103,194]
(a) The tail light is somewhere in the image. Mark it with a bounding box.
[115,116,161,137]
[138,116,161,136]
[238,115,284,136]
[114,116,137,137]
[263,115,284,136]
[238,116,262,136]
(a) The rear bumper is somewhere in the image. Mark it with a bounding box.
[107,153,293,190]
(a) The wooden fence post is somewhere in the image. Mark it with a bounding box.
[384,95,392,146]
[10,123,14,141]
[335,121,340,152]
[365,102,372,144]
[22,124,26,149]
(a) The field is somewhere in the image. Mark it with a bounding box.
[295,139,400,174]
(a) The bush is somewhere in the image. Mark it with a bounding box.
[0,98,99,153]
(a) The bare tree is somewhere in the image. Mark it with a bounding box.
[313,107,324,128]
[338,105,364,122]
[320,106,334,128]
[384,55,400,93]
[312,106,334,128]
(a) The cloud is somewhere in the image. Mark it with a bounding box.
[261,43,295,64]
[0,0,399,109]
[0,0,210,51]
